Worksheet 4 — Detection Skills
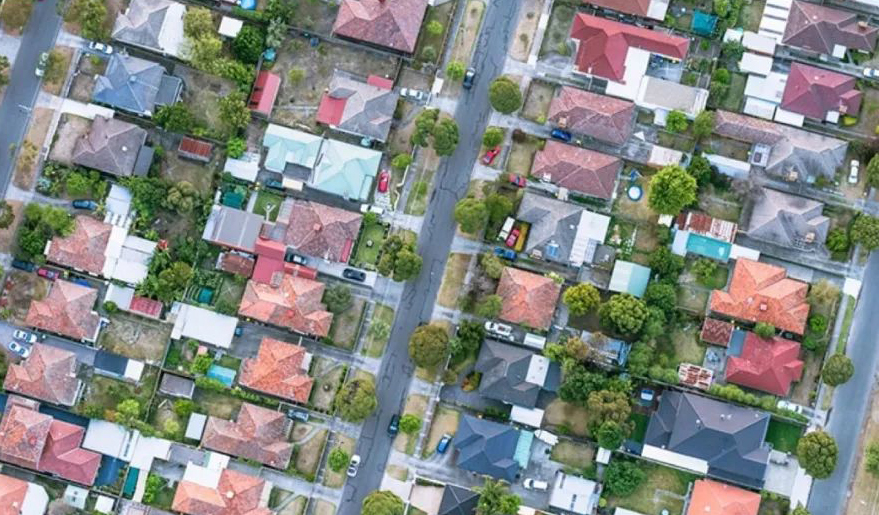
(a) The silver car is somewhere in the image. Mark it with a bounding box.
[13,330,38,344]
[347,455,361,477]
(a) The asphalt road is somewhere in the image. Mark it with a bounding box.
[0,0,63,195]
[337,2,522,513]
[809,252,879,515]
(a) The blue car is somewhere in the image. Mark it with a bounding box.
[493,247,517,260]
[72,199,98,210]
[11,259,36,272]
[70,277,90,287]
[437,433,452,454]
[550,128,572,142]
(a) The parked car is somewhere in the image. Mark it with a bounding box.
[493,247,517,260]
[482,146,501,165]
[7,341,30,359]
[777,399,807,416]
[387,414,400,436]
[484,321,513,338]
[401,88,426,101]
[505,228,520,248]
[498,217,515,241]
[35,52,48,77]
[72,199,98,210]
[377,170,391,193]
[347,455,361,477]
[864,67,879,78]
[265,179,285,190]
[88,41,114,54]
[523,479,549,491]
[234,326,243,337]
[12,330,39,344]
[462,68,476,89]
[286,408,310,422]
[37,268,60,280]
[550,128,572,142]
[284,250,308,266]
[11,259,36,272]
[70,277,90,287]
[508,174,526,188]
[437,434,453,454]
[342,268,367,282]
[849,159,860,184]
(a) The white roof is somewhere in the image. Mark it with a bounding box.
[550,473,598,515]
[569,210,610,265]
[671,229,690,256]
[641,444,709,473]
[95,495,115,515]
[759,15,788,39]
[218,16,243,38]
[170,302,238,348]
[605,47,651,101]
[185,412,208,441]
[103,232,157,285]
[224,151,260,182]
[105,184,133,220]
[596,447,612,464]
[23,483,49,515]
[647,145,683,167]
[705,154,752,176]
[739,52,774,76]
[130,435,172,470]
[615,509,650,515]
[744,97,779,120]
[646,0,669,20]
[525,355,550,385]
[636,76,709,118]
[745,71,787,103]
[63,485,89,509]
[125,359,145,381]
[742,31,777,55]
[83,420,138,461]
[730,244,761,261]
[833,44,847,59]
[182,460,223,489]
[160,3,186,58]
[724,28,744,43]
[510,405,545,428]
[774,108,806,127]
[105,283,135,310]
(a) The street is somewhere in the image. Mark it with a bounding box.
[336,2,522,513]
[0,0,63,194]
[809,251,879,515]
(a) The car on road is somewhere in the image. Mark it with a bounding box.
[284,250,308,266]
[342,268,367,282]
[437,434,453,454]
[864,67,879,79]
[88,41,114,54]
[387,414,400,436]
[35,52,49,77]
[13,330,39,344]
[286,408,310,422]
[72,199,98,210]
[508,174,526,188]
[505,228,520,248]
[11,259,36,272]
[550,128,572,142]
[850,159,860,184]
[265,179,284,190]
[484,321,513,338]
[37,268,60,280]
[482,146,501,165]
[523,478,549,491]
[377,170,391,193]
[70,277,91,287]
[493,247,517,260]
[462,68,476,89]
[7,342,30,359]
[347,455,361,477]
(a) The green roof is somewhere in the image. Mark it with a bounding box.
[609,261,651,298]
[311,138,381,202]
[262,124,322,174]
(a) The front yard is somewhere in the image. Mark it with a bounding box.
[422,405,460,458]
[437,253,472,308]
[765,418,804,454]
[540,2,575,57]
[351,219,388,268]
[78,367,159,419]
[290,424,328,481]
[327,297,366,350]
[2,271,50,325]
[521,80,554,123]
[506,133,543,176]
[393,394,429,455]
[323,434,356,488]
[310,357,346,412]
[449,0,485,65]
[362,303,394,358]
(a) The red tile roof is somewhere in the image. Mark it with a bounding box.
[218,253,255,278]
[239,275,333,337]
[46,215,110,275]
[240,337,314,403]
[710,259,810,334]
[332,0,429,53]
[25,280,100,342]
[497,267,561,330]
[129,295,163,318]
[0,473,29,515]
[781,63,862,120]
[203,403,293,468]
[172,468,271,515]
[249,71,280,117]
[677,212,738,243]
[178,137,213,161]
[283,199,362,263]
[700,318,734,347]
[570,13,689,81]
[782,1,878,56]
[548,86,635,145]
[366,75,394,89]
[726,332,804,396]
[584,0,653,17]
[39,419,101,486]
[687,479,761,515]
[531,141,620,199]
[4,343,80,406]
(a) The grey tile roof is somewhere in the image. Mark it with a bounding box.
[322,70,399,142]
[201,205,265,253]
[748,188,829,248]
[438,484,479,515]
[72,116,148,177]
[645,391,770,487]
[112,0,177,52]
[475,340,555,407]
[454,415,520,481]
[516,192,582,264]
[92,54,179,116]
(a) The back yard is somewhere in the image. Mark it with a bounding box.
[99,312,172,364]
[606,462,698,515]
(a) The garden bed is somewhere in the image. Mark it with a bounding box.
[363,303,394,358]
[327,297,366,350]
[414,1,455,66]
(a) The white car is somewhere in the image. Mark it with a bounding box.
[849,159,860,184]
[88,41,114,54]
[7,341,30,359]
[484,321,513,338]
[13,330,38,344]
[523,478,549,491]
[864,67,879,79]
[346,455,361,477]
[401,88,426,101]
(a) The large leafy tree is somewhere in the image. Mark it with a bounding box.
[692,111,715,140]
[643,281,677,317]
[409,324,450,368]
[604,461,646,496]
[336,377,378,421]
[866,154,879,188]
[361,490,404,515]
[218,91,251,132]
[432,118,459,156]
[476,479,520,515]
[587,389,632,432]
[665,110,688,133]
[232,24,265,64]
[797,430,838,479]
[851,214,879,250]
[183,7,214,38]
[822,354,854,386]
[323,284,353,314]
[67,0,108,41]
[648,165,698,215]
[488,77,523,114]
[563,283,601,316]
[455,197,488,234]
[600,294,649,335]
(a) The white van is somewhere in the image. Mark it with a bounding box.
[498,217,515,241]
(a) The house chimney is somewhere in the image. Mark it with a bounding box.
[313,223,322,232]
[226,491,235,499]
[759,302,767,311]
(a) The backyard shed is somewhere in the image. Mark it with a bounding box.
[178,137,213,162]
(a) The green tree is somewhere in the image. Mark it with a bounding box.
[822,354,854,386]
[480,253,505,279]
[391,154,412,171]
[483,127,504,147]
[288,68,305,84]
[432,118,459,156]
[189,354,213,375]
[421,45,438,62]
[691,258,717,285]
[174,400,197,418]
[361,490,404,515]
[0,0,33,30]
[563,283,601,316]
[266,16,286,48]
[393,246,422,281]
[265,0,296,23]
[488,77,523,114]
[485,193,513,228]
[600,294,649,335]
[687,155,712,187]
[65,172,91,197]
[184,7,214,38]
[67,0,108,41]
[643,281,677,316]
[116,399,141,426]
[226,137,246,158]
[323,284,353,314]
[604,461,646,496]
[426,20,444,36]
[0,56,9,87]
[754,322,775,339]
[188,34,223,70]
[399,414,422,434]
[693,110,715,140]
[165,181,198,213]
[797,430,838,479]
[477,479,520,515]
[587,389,632,431]
[476,294,503,318]
[809,314,828,334]
[665,110,689,133]
[409,324,450,368]
[790,505,811,515]
[232,24,265,64]
[411,109,439,147]
[336,377,378,421]
[154,103,195,133]
[852,214,879,250]
[648,165,697,215]
[368,319,390,343]
[826,228,850,253]
[596,420,625,449]
[44,50,66,84]
[218,91,251,132]
[446,60,466,81]
[866,154,879,188]
[328,448,350,472]
[142,474,164,505]
[163,418,181,438]
[455,197,488,234]
[866,442,879,475]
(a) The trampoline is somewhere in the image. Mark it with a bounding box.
[627,185,643,201]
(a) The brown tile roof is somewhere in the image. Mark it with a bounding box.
[283,199,362,263]
[203,403,293,468]
[677,212,737,243]
[0,473,29,515]
[46,215,111,275]
[585,0,653,17]
[548,86,635,146]
[687,479,761,515]
[4,343,80,406]
[25,280,100,342]
[218,253,255,278]
[239,275,333,337]
[72,115,148,177]
[239,338,314,403]
[531,141,620,199]
[38,419,101,486]
[726,332,804,396]
[332,0,429,53]
[172,468,271,515]
[496,267,561,330]
[700,318,734,347]
[710,259,810,334]
[782,1,878,55]
[713,110,784,146]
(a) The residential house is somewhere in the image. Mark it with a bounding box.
[202,205,266,253]
[104,283,164,319]
[453,415,530,482]
[0,396,102,486]
[686,479,761,515]
[531,141,621,200]
[249,71,281,117]
[172,466,271,515]
[584,0,670,20]
[93,54,182,117]
[643,391,771,488]
[72,116,152,177]
[475,340,560,407]
[636,76,709,122]
[239,274,333,337]
[217,252,255,278]
[332,0,428,54]
[203,403,293,469]
[170,302,239,349]
[569,13,689,100]
[25,280,101,343]
[671,211,737,262]
[547,86,635,146]
[747,188,829,249]
[726,332,804,396]
[781,1,878,58]
[710,258,810,335]
[608,260,651,297]
[279,198,362,262]
[4,344,81,407]
[700,318,734,347]
[438,484,479,515]
[316,70,399,142]
[223,152,261,183]
[112,0,186,58]
[549,472,599,515]
[248,238,319,285]
[239,337,314,404]
[781,63,861,123]
[159,373,196,399]
[516,191,610,266]
[0,473,49,515]
[496,267,562,331]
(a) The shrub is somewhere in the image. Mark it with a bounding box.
[603,461,645,496]
[399,414,422,434]
[822,354,854,386]
[488,77,523,113]
[808,314,828,335]
[328,447,350,472]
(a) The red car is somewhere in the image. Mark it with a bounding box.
[377,170,390,193]
[37,268,60,280]
[482,146,501,165]
[505,228,520,248]
[509,174,526,188]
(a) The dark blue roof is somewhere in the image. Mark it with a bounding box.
[454,415,520,481]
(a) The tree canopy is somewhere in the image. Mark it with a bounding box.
[455,197,489,234]
[361,490,404,515]
[665,110,688,133]
[851,214,879,250]
[563,283,601,316]
[600,294,649,335]
[603,461,646,497]
[488,77,523,114]
[822,354,854,386]
[648,165,698,215]
[409,324,450,368]
[477,479,520,515]
[335,377,378,421]
[797,430,838,479]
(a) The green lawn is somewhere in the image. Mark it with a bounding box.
[362,303,394,357]
[721,73,747,111]
[765,418,804,454]
[607,462,698,515]
[352,221,387,268]
[405,172,433,216]
[629,413,650,443]
[253,190,284,222]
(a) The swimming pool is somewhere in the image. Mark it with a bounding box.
[207,364,237,387]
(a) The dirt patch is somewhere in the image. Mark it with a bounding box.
[449,0,485,65]
[328,297,366,350]
[41,46,74,96]
[49,114,91,165]
[294,428,328,480]
[387,102,418,157]
[160,149,216,195]
[790,351,822,405]
[175,66,239,139]
[14,107,54,190]
[540,3,575,58]
[506,135,542,176]
[2,271,50,325]
[387,465,409,481]
[511,0,544,62]
[69,55,107,103]
[423,405,460,458]
[0,200,23,254]
[323,434,356,488]
[310,357,345,412]
[521,80,554,122]
[98,311,172,364]
[544,399,591,437]
[550,440,595,469]
[313,499,336,515]
[278,496,307,515]
[193,387,243,420]
[437,253,471,308]
[393,394,428,454]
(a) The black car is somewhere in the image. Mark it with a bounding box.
[284,249,308,265]
[342,268,366,282]
[287,408,310,422]
[11,259,36,272]
[387,414,400,436]
[462,68,476,89]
